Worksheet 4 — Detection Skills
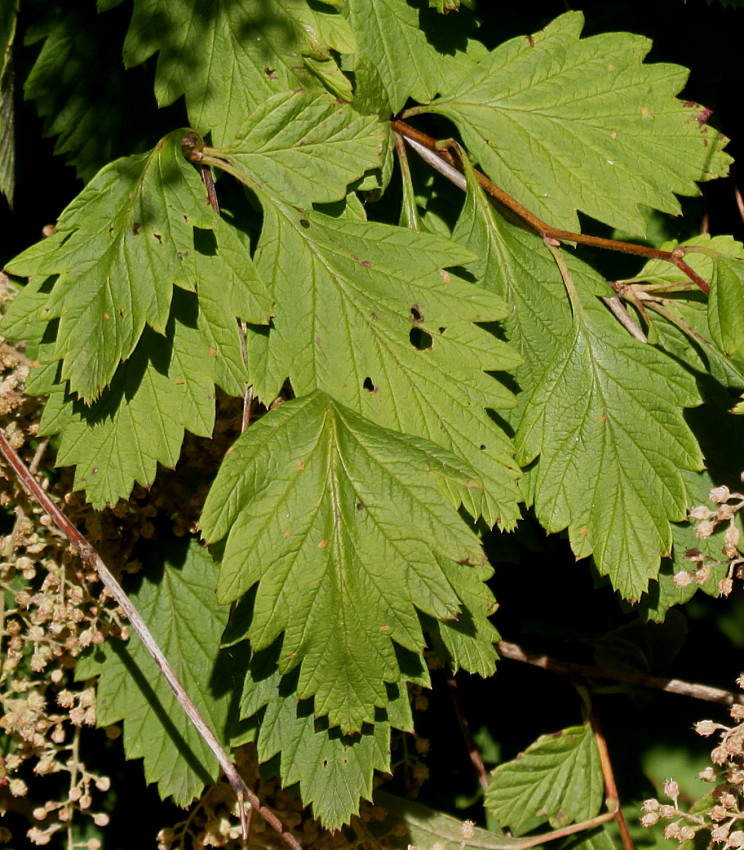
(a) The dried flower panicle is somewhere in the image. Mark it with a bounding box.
[645,676,744,849]
[686,481,744,598]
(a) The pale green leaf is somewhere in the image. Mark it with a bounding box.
[424,557,500,677]
[346,0,477,114]
[201,390,490,733]
[484,724,603,833]
[193,220,272,397]
[214,90,384,206]
[244,201,522,527]
[123,0,345,144]
[709,257,744,366]
[75,539,234,806]
[5,131,215,401]
[237,641,408,829]
[453,155,705,600]
[516,293,704,600]
[424,11,731,233]
[39,295,215,509]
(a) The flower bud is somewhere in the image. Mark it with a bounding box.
[695,720,718,736]
[663,779,680,803]
[710,486,731,503]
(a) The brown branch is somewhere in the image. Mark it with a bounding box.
[391,120,710,295]
[579,687,635,850]
[0,430,303,850]
[497,640,744,705]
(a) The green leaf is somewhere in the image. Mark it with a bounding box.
[39,293,215,509]
[213,90,384,206]
[424,558,500,677]
[5,131,215,401]
[628,234,744,290]
[0,0,15,207]
[453,154,705,600]
[123,0,347,144]
[237,641,410,829]
[516,290,704,600]
[709,257,744,367]
[346,0,477,114]
[423,11,731,233]
[243,201,522,527]
[193,220,272,397]
[369,791,529,850]
[201,390,489,733]
[484,724,603,833]
[22,3,159,182]
[75,539,234,806]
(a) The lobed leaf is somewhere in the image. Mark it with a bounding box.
[22,3,158,182]
[424,11,731,233]
[484,724,603,833]
[5,131,214,400]
[213,90,385,207]
[122,0,348,144]
[454,154,704,600]
[201,390,490,733]
[243,200,522,527]
[38,294,215,509]
[345,0,478,115]
[236,641,411,829]
[76,539,235,807]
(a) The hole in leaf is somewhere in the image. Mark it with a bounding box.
[439,326,446,334]
[410,304,424,323]
[362,377,378,393]
[194,228,217,256]
[409,327,433,350]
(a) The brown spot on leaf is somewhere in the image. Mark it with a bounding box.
[317,540,328,549]
[297,461,305,471]
[380,625,391,632]
[579,527,588,535]
[103,312,110,320]
[209,348,218,357]
[525,34,535,47]
[283,530,291,539]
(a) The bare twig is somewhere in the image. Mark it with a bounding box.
[392,121,711,295]
[497,640,744,706]
[580,687,636,850]
[0,430,303,850]
[447,673,490,791]
[601,296,648,343]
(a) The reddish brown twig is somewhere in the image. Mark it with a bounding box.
[391,120,711,295]
[579,687,636,850]
[0,430,303,850]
